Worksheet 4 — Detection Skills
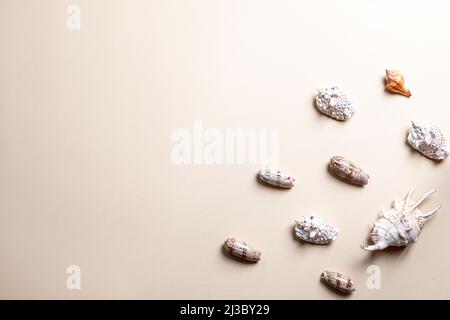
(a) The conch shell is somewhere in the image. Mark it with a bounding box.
[407,121,449,160]
[328,156,369,186]
[385,69,411,97]
[294,215,339,244]
[362,188,441,251]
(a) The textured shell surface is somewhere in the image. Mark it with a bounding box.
[362,188,441,251]
[259,167,295,188]
[329,156,369,186]
[407,121,449,160]
[321,270,355,294]
[294,216,339,244]
[224,238,261,262]
[315,87,355,121]
[384,69,411,97]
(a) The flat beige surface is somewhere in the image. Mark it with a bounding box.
[1,0,449,299]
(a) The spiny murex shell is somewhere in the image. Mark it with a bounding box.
[362,187,441,251]
[315,87,355,121]
[294,216,339,244]
[224,238,261,262]
[259,167,295,188]
[329,156,369,186]
[321,270,355,294]
[407,121,449,160]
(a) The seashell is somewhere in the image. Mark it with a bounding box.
[321,270,356,294]
[328,156,369,186]
[258,167,295,188]
[362,187,441,251]
[224,238,261,262]
[384,69,411,97]
[407,121,449,160]
[315,87,355,121]
[294,215,339,244]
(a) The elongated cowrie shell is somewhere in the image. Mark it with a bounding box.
[258,167,295,188]
[224,238,261,262]
[328,156,369,186]
[321,270,356,294]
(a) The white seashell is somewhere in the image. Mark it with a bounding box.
[321,270,356,294]
[362,188,441,251]
[315,87,355,121]
[258,167,295,188]
[224,238,261,262]
[294,216,339,244]
[407,121,449,160]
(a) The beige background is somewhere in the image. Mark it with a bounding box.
[1,0,449,299]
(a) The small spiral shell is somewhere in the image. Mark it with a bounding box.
[385,69,411,97]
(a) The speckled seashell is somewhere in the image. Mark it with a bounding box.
[329,156,370,186]
[294,216,339,244]
[362,187,441,251]
[407,121,449,160]
[224,238,261,262]
[385,69,411,97]
[315,87,355,121]
[258,167,295,188]
[321,270,356,294]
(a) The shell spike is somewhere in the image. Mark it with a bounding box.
[361,241,388,251]
[404,187,416,206]
[421,205,441,219]
[413,189,437,209]
[393,198,401,210]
